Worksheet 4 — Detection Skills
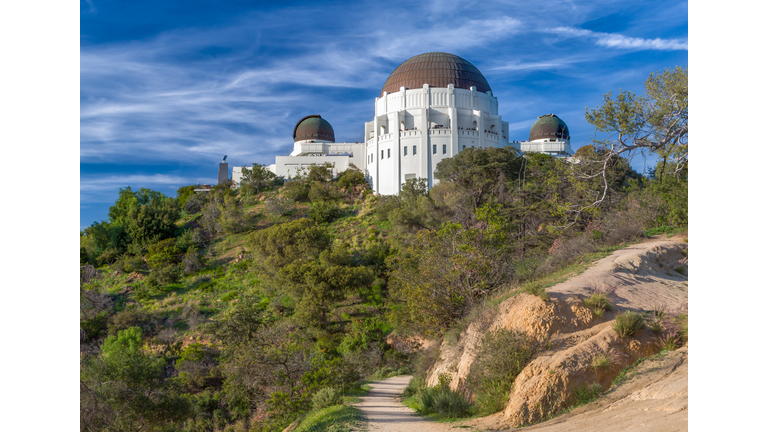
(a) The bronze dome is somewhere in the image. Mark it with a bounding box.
[529,114,570,141]
[293,115,335,143]
[381,52,492,97]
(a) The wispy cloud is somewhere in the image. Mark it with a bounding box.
[550,27,688,50]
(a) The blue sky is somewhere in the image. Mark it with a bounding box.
[80,0,688,229]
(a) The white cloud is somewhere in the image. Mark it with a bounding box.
[550,27,688,50]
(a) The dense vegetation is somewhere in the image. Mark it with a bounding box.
[80,68,687,431]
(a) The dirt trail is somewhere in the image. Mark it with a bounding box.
[355,375,455,432]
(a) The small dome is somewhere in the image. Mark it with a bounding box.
[293,115,335,143]
[529,114,570,141]
[381,52,491,97]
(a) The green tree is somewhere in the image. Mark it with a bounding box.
[81,327,191,431]
[388,221,515,336]
[434,146,523,210]
[247,219,331,275]
[585,66,687,188]
[240,163,276,195]
[337,168,367,190]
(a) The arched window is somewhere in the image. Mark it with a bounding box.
[400,121,405,131]
[380,125,387,135]
[472,120,477,130]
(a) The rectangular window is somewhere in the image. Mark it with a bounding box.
[433,145,437,154]
[413,145,417,155]
[463,145,466,150]
[381,150,384,160]
[404,147,408,156]
[442,145,447,154]
[388,149,391,158]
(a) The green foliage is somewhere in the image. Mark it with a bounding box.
[146,264,182,288]
[613,311,645,337]
[81,312,109,341]
[240,163,277,195]
[434,146,523,210]
[147,238,180,268]
[264,195,294,220]
[520,282,550,301]
[338,316,392,357]
[114,188,181,245]
[307,201,344,224]
[283,180,311,202]
[217,194,246,234]
[336,169,366,190]
[388,221,515,336]
[293,404,365,432]
[467,329,539,414]
[414,374,473,418]
[176,185,196,209]
[571,382,603,406]
[311,387,342,411]
[247,219,331,275]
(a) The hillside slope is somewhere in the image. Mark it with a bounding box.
[424,235,688,429]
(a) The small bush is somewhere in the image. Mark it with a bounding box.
[402,377,424,399]
[613,311,645,337]
[146,264,182,287]
[312,387,342,411]
[283,180,310,202]
[584,284,616,318]
[307,201,343,224]
[467,328,539,414]
[265,196,294,220]
[589,347,626,372]
[416,374,472,419]
[521,282,549,301]
[572,382,603,405]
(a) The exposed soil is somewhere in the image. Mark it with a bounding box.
[458,347,688,432]
[423,235,688,429]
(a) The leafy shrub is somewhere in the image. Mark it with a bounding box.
[265,196,294,220]
[81,312,109,341]
[612,311,645,337]
[521,282,549,301]
[589,347,626,372]
[402,377,424,399]
[572,382,603,405]
[584,284,616,318]
[416,374,472,418]
[182,247,205,274]
[337,169,366,190]
[146,264,182,287]
[108,308,155,336]
[283,180,310,202]
[311,387,341,411]
[307,201,343,224]
[468,329,539,414]
[183,192,206,214]
[116,254,145,273]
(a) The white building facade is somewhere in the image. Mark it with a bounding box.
[363,52,511,195]
[233,54,577,193]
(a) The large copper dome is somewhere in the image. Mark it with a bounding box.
[292,115,335,143]
[381,52,492,96]
[529,114,570,141]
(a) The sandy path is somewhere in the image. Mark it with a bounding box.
[356,375,456,432]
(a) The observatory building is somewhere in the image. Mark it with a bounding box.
[232,115,365,184]
[234,52,575,194]
[365,52,509,195]
[516,114,574,157]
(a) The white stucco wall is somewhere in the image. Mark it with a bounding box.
[366,84,509,195]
